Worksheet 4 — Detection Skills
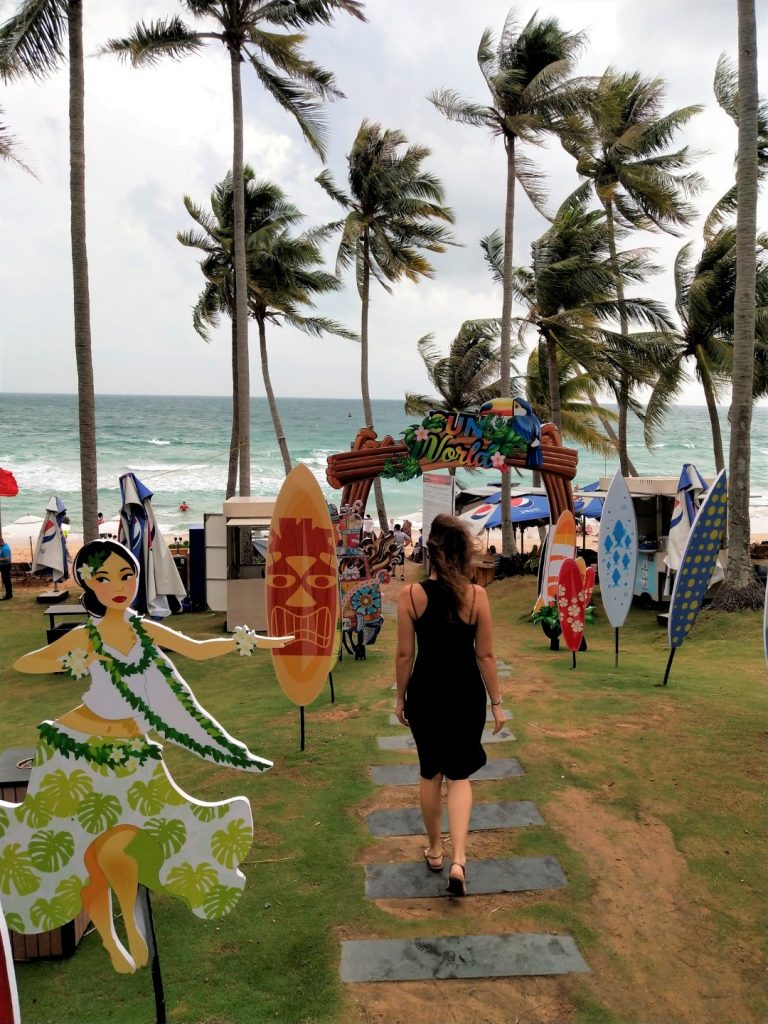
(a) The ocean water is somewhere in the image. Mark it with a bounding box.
[1,393,766,535]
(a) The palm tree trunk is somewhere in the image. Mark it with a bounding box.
[500,137,517,557]
[230,48,251,496]
[602,201,634,477]
[698,359,725,473]
[544,331,562,430]
[361,231,388,529]
[258,316,292,475]
[226,317,239,498]
[714,0,763,609]
[68,0,98,543]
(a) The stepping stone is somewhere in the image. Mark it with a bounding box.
[366,800,543,837]
[377,728,515,752]
[388,708,510,726]
[369,758,525,787]
[340,933,589,982]
[364,856,566,899]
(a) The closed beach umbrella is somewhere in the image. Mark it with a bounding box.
[31,495,69,582]
[664,463,722,593]
[118,472,185,618]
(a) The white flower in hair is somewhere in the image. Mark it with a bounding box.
[80,564,95,581]
[61,648,91,679]
[232,625,257,656]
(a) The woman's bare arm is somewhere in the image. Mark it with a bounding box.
[13,625,91,674]
[143,620,293,660]
[473,587,506,733]
[394,587,418,724]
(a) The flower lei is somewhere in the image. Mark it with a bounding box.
[78,616,265,771]
[38,721,161,769]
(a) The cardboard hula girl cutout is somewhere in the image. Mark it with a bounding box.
[7,540,290,974]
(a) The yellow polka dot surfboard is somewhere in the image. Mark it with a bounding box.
[534,510,577,612]
[267,464,339,706]
[668,469,727,651]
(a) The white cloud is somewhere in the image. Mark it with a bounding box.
[1,0,765,406]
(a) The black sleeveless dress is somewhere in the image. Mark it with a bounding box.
[404,579,488,780]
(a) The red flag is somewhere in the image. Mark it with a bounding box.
[0,469,18,498]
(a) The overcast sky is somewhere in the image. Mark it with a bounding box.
[1,0,764,405]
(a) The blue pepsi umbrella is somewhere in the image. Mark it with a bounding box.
[464,492,551,532]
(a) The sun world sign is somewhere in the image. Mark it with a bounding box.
[382,410,527,482]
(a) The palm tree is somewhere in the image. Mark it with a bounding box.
[645,228,768,473]
[317,119,456,529]
[704,53,767,239]
[0,106,36,176]
[1,0,99,541]
[105,0,365,496]
[404,319,504,418]
[565,67,705,475]
[429,8,586,555]
[179,168,355,479]
[523,346,617,457]
[714,0,764,610]
[483,189,672,435]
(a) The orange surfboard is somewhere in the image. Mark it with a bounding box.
[534,510,577,611]
[267,465,340,706]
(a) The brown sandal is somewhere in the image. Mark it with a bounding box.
[424,849,444,872]
[447,862,467,896]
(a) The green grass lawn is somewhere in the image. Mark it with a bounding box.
[0,579,765,1024]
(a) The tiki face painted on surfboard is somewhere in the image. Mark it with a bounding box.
[267,465,340,706]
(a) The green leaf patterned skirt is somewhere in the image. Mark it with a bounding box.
[0,722,253,934]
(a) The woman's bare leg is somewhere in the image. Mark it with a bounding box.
[82,833,135,973]
[446,778,472,877]
[419,774,444,859]
[94,826,148,968]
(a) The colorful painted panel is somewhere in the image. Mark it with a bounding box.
[267,464,340,705]
[557,558,587,653]
[535,511,576,611]
[10,538,285,975]
[381,407,527,480]
[668,470,727,650]
[598,470,638,628]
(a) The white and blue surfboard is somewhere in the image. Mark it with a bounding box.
[598,471,638,630]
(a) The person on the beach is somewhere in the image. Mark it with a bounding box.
[179,501,190,512]
[0,537,11,600]
[392,524,409,581]
[362,514,374,538]
[8,539,290,974]
[394,514,505,896]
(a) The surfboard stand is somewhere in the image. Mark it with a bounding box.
[571,652,576,670]
[136,886,166,1024]
[659,648,676,687]
[328,672,335,704]
[300,706,306,751]
[615,628,620,668]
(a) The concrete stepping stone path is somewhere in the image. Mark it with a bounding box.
[387,707,510,726]
[377,727,514,751]
[341,933,589,982]
[366,800,544,837]
[364,856,567,899]
[369,757,525,786]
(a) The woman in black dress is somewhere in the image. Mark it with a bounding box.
[394,514,505,895]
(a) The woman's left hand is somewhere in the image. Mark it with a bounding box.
[394,697,408,727]
[491,704,506,734]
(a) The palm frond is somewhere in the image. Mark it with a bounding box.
[101,18,203,66]
[249,54,328,158]
[0,0,68,82]
[480,229,504,284]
